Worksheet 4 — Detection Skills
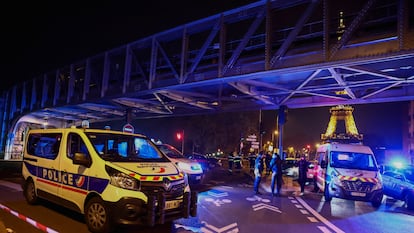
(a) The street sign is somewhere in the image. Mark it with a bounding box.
[123,123,134,133]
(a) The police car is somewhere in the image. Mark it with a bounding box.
[155,143,204,186]
[21,126,197,233]
[382,165,414,210]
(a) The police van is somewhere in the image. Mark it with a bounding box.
[21,126,197,233]
[315,142,383,207]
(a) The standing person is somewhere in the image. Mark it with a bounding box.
[253,151,265,195]
[265,152,271,175]
[297,155,309,195]
[270,153,283,196]
[227,152,234,174]
[248,152,256,173]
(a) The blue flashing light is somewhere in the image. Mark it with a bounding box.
[191,164,202,171]
[393,161,404,169]
[389,156,408,170]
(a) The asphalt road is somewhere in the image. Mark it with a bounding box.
[1,161,414,233]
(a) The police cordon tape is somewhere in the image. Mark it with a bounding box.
[0,203,58,233]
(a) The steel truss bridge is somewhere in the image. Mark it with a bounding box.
[1,0,413,159]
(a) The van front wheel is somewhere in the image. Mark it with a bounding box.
[405,191,414,210]
[24,180,38,205]
[85,197,112,233]
[324,183,332,202]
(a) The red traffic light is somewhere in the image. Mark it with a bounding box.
[176,132,182,140]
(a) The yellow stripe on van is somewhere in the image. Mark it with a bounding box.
[338,175,378,183]
[129,172,184,181]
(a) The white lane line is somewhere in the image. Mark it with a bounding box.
[299,209,309,215]
[295,204,302,208]
[296,197,345,233]
[318,226,333,233]
[308,216,319,223]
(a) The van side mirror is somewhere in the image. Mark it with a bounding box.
[73,152,91,167]
[321,160,327,168]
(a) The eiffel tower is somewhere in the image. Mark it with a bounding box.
[321,105,363,143]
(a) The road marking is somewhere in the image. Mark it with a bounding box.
[318,226,333,233]
[295,197,345,233]
[299,209,309,214]
[174,223,202,232]
[0,180,22,192]
[295,204,302,208]
[201,221,238,233]
[246,195,271,203]
[252,203,282,213]
[205,197,232,207]
[308,216,319,223]
[207,190,229,198]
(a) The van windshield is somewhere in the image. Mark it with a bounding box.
[156,144,185,159]
[86,132,169,162]
[330,151,378,171]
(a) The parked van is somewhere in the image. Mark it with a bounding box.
[21,126,197,233]
[315,142,383,207]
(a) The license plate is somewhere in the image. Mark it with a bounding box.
[196,175,202,180]
[351,192,366,197]
[165,200,181,210]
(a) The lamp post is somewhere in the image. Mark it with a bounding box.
[181,130,185,154]
[272,130,279,149]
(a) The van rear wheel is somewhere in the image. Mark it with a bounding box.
[23,180,38,205]
[85,197,112,233]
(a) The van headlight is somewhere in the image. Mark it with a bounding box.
[177,162,203,173]
[106,166,140,191]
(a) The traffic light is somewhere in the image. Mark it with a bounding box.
[176,132,182,140]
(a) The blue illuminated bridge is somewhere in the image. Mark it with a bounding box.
[1,0,413,159]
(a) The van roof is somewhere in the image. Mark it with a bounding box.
[318,143,373,154]
[28,127,147,138]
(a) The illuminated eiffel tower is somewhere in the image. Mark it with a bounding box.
[321,105,363,143]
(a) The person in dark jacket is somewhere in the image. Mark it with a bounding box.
[253,151,265,195]
[265,152,271,175]
[297,155,309,195]
[270,153,283,196]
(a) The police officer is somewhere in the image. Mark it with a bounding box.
[253,151,265,195]
[297,155,309,195]
[270,153,283,196]
[227,152,234,173]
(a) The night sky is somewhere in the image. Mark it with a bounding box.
[2,0,257,91]
[2,1,409,153]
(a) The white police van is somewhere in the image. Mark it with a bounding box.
[315,142,383,207]
[21,126,197,233]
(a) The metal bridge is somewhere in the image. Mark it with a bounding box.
[1,0,413,159]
